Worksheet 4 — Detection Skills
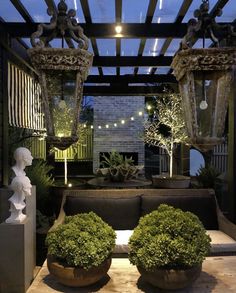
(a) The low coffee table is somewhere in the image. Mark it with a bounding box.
[27,257,236,292]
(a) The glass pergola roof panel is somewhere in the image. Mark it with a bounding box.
[120,67,135,75]
[0,0,25,22]
[20,0,49,22]
[54,0,85,23]
[96,39,116,56]
[122,0,149,23]
[88,0,115,23]
[143,39,165,56]
[21,38,31,48]
[121,39,140,56]
[152,0,183,23]
[193,39,212,49]
[216,1,236,22]
[89,67,99,75]
[138,67,152,75]
[102,67,116,75]
[183,0,218,23]
[165,39,181,56]
[156,67,171,74]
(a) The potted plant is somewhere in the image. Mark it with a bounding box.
[45,212,116,287]
[144,93,190,188]
[96,150,143,182]
[195,165,221,188]
[128,204,211,290]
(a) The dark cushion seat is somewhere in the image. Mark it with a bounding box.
[64,195,141,230]
[52,189,236,256]
[141,195,219,230]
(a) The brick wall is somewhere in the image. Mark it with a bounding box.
[93,96,145,172]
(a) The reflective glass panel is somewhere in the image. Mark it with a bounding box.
[122,0,149,23]
[88,0,115,22]
[216,1,236,22]
[165,39,181,56]
[156,67,171,74]
[97,39,116,56]
[120,67,135,75]
[121,39,140,56]
[143,39,165,56]
[138,67,152,74]
[193,39,212,49]
[54,0,85,23]
[21,38,31,48]
[102,68,116,75]
[89,67,99,75]
[183,0,218,22]
[152,0,182,23]
[20,0,49,22]
[0,0,25,22]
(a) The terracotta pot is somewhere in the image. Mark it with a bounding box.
[47,255,111,287]
[152,175,190,189]
[137,264,202,289]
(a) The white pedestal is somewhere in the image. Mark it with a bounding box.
[0,186,36,293]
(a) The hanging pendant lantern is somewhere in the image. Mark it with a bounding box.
[171,0,236,152]
[28,0,93,150]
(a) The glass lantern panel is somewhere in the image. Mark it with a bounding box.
[193,71,223,137]
[46,71,78,137]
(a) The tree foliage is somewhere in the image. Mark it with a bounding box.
[144,93,188,177]
[144,93,188,156]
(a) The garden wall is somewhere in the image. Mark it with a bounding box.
[93,96,145,172]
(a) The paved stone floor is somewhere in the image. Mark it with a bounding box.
[27,256,236,293]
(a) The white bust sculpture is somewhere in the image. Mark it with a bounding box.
[12,147,33,177]
[6,176,32,224]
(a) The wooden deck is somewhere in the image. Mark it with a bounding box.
[27,256,236,292]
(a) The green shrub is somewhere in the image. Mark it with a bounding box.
[100,150,134,168]
[26,159,54,215]
[128,204,211,271]
[46,212,116,270]
[196,165,221,188]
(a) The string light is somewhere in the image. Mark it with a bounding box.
[90,125,93,129]
[95,110,145,130]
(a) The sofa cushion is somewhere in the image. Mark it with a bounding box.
[207,230,236,254]
[113,230,236,255]
[64,195,141,230]
[141,195,219,230]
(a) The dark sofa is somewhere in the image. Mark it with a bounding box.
[53,188,236,255]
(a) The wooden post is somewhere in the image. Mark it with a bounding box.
[228,66,236,223]
[2,46,9,186]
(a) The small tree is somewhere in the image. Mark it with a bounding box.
[144,93,188,178]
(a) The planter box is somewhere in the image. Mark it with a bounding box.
[152,175,190,189]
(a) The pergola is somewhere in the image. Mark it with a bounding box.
[0,0,236,220]
[1,0,235,96]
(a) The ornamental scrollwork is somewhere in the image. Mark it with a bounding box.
[30,0,89,50]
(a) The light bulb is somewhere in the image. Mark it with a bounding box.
[115,25,122,34]
[199,100,208,110]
